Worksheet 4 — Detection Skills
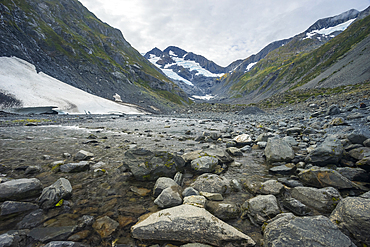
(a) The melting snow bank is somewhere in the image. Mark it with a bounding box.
[0,57,147,115]
[191,94,216,100]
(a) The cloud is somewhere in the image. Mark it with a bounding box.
[79,0,370,66]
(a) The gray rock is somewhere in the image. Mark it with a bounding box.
[233,134,252,145]
[330,197,370,246]
[60,161,90,173]
[286,127,302,136]
[0,178,42,202]
[242,195,280,225]
[154,185,182,208]
[0,201,38,216]
[259,180,284,195]
[131,204,255,246]
[0,233,14,247]
[291,186,341,213]
[256,133,276,142]
[360,191,370,199]
[17,209,45,229]
[265,137,295,163]
[347,131,370,144]
[269,163,296,175]
[153,177,178,197]
[283,136,298,146]
[226,147,243,156]
[201,147,234,164]
[190,174,230,195]
[182,187,200,197]
[263,213,355,247]
[364,139,370,147]
[282,197,311,216]
[199,192,223,201]
[181,244,212,247]
[92,216,119,238]
[24,165,41,175]
[305,135,344,165]
[44,241,85,247]
[183,195,206,208]
[346,112,365,120]
[327,104,341,115]
[298,167,358,189]
[38,178,72,209]
[74,150,94,161]
[337,167,369,182]
[240,145,252,152]
[277,178,303,188]
[191,156,219,173]
[348,147,370,160]
[206,201,240,220]
[28,226,76,243]
[174,172,183,186]
[123,149,185,181]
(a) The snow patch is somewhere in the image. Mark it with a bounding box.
[0,57,146,114]
[245,62,257,73]
[191,94,216,100]
[162,69,193,86]
[304,18,356,39]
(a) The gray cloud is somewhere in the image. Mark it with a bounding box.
[79,0,370,66]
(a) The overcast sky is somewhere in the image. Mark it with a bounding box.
[78,0,369,67]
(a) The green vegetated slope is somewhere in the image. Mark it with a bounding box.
[0,0,189,112]
[224,14,370,103]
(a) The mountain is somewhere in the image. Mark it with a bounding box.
[144,46,240,97]
[0,0,189,113]
[216,7,370,104]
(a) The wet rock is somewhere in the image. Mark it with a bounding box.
[154,185,182,208]
[183,195,206,208]
[263,213,355,247]
[298,167,358,189]
[282,197,311,216]
[0,178,42,201]
[269,163,296,175]
[182,187,199,197]
[130,186,151,197]
[199,192,223,201]
[16,209,45,229]
[131,204,255,246]
[226,147,243,156]
[242,195,280,225]
[123,149,185,181]
[337,167,369,182]
[305,135,344,165]
[153,177,178,197]
[38,178,72,209]
[60,161,90,173]
[291,186,341,213]
[330,197,370,246]
[190,174,230,195]
[0,201,38,216]
[206,201,240,221]
[74,150,94,161]
[92,216,119,239]
[28,226,77,243]
[265,137,295,163]
[191,156,219,173]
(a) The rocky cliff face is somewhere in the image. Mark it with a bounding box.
[0,0,188,113]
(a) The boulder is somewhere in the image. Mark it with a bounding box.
[28,226,77,243]
[74,150,94,161]
[190,174,230,195]
[330,197,370,246]
[327,104,341,115]
[282,197,311,216]
[131,204,255,246]
[282,136,298,146]
[199,192,223,201]
[305,135,344,165]
[298,167,358,189]
[291,186,341,213]
[259,180,284,195]
[201,147,234,164]
[123,148,185,181]
[60,161,90,173]
[337,167,369,182]
[265,137,295,163]
[0,201,38,216]
[206,201,240,220]
[0,178,42,201]
[43,241,87,247]
[226,147,243,157]
[153,177,178,197]
[269,163,296,175]
[191,156,219,173]
[256,133,276,142]
[16,209,45,229]
[286,127,302,136]
[182,187,200,197]
[38,178,72,209]
[233,134,253,146]
[263,213,355,247]
[347,131,370,144]
[183,195,206,208]
[242,195,280,225]
[154,185,182,208]
[348,147,370,160]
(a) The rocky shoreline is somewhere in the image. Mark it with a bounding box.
[0,100,369,247]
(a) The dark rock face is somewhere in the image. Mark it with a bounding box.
[263,213,356,247]
[0,0,187,113]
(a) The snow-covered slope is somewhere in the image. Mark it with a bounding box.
[304,18,356,39]
[0,57,146,114]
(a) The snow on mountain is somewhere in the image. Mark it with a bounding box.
[245,62,258,73]
[0,57,146,114]
[304,18,356,39]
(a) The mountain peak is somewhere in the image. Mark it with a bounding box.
[163,46,188,58]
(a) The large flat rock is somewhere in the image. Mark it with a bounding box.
[131,204,255,246]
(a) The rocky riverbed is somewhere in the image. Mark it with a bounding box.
[0,100,370,247]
